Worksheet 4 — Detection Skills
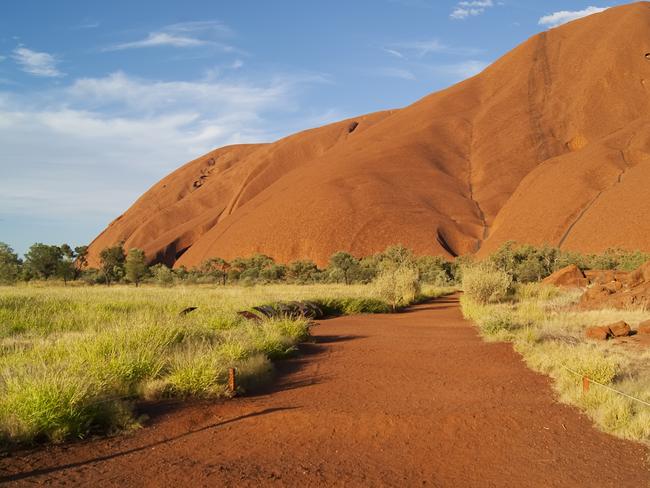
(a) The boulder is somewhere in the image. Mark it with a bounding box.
[543,265,588,288]
[585,326,612,341]
[580,285,612,305]
[607,321,632,337]
[637,320,650,335]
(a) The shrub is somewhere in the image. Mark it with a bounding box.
[461,262,512,304]
[373,265,421,311]
[150,264,174,286]
[416,255,453,285]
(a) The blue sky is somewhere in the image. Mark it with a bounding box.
[0,1,623,255]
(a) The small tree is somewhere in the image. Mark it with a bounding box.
[150,263,174,286]
[416,255,453,285]
[125,248,147,287]
[24,243,63,280]
[260,264,286,282]
[329,252,360,285]
[200,257,230,285]
[0,242,22,283]
[380,245,415,271]
[461,262,512,304]
[55,244,77,285]
[287,260,320,283]
[373,265,421,311]
[99,244,126,285]
[74,245,89,270]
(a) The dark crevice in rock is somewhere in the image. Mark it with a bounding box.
[437,229,458,258]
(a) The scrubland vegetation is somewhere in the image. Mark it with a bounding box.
[2,237,650,447]
[0,242,451,447]
[460,253,650,445]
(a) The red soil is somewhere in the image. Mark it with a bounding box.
[86,3,650,268]
[2,296,647,486]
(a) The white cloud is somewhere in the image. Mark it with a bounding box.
[107,32,207,50]
[450,0,494,20]
[0,71,330,224]
[538,6,609,28]
[104,20,236,51]
[384,39,479,59]
[12,47,64,77]
[383,48,405,59]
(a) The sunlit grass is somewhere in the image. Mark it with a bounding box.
[460,282,650,445]
[0,283,451,445]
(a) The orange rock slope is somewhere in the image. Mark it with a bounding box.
[87,3,650,268]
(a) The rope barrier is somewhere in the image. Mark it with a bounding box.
[560,364,650,408]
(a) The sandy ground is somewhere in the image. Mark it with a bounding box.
[1,295,648,487]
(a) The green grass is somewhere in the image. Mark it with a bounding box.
[0,283,451,446]
[460,282,650,445]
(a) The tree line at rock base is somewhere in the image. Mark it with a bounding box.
[1,240,649,287]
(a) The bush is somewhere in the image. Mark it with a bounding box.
[373,265,421,311]
[416,255,453,285]
[461,262,512,304]
[150,264,174,286]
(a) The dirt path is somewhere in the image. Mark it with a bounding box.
[1,295,648,487]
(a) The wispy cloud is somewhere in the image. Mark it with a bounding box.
[383,48,405,59]
[76,20,100,29]
[107,32,208,50]
[538,6,609,28]
[0,70,332,224]
[384,39,480,59]
[450,0,494,20]
[12,47,64,77]
[104,20,236,52]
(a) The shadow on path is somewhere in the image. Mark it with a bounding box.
[0,407,297,483]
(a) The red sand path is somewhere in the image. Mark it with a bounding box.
[1,295,648,487]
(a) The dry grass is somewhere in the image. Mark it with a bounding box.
[0,282,450,446]
[460,282,650,445]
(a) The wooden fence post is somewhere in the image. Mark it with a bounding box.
[228,368,237,395]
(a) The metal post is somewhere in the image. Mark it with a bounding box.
[582,376,590,394]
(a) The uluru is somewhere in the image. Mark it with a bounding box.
[86,2,650,268]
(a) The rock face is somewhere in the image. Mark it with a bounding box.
[542,265,587,288]
[87,3,650,268]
